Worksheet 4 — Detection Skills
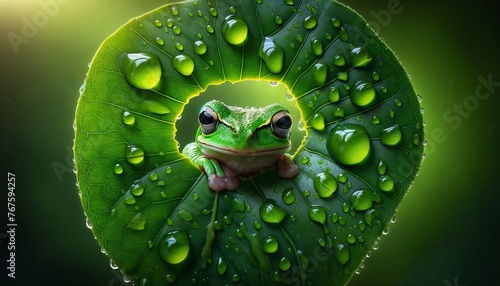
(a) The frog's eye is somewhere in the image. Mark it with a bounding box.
[271,111,292,139]
[199,106,219,134]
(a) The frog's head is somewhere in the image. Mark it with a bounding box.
[195,100,293,176]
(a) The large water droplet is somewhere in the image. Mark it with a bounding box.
[349,189,381,211]
[303,15,317,30]
[335,244,350,265]
[123,53,162,90]
[313,173,338,198]
[329,87,340,102]
[217,257,228,275]
[380,124,402,146]
[327,124,371,165]
[129,213,146,230]
[378,175,395,192]
[279,257,291,271]
[222,15,248,45]
[159,230,190,264]
[259,37,284,74]
[194,40,207,55]
[310,37,323,56]
[260,200,286,224]
[126,145,145,165]
[310,113,325,131]
[308,205,327,224]
[352,81,376,107]
[282,188,296,205]
[172,54,195,76]
[364,208,382,227]
[333,55,346,67]
[312,63,328,86]
[350,47,373,68]
[263,235,279,253]
[114,163,124,175]
[122,111,136,126]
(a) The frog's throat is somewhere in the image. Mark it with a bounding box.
[198,141,291,156]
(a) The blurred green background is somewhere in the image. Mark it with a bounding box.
[1,0,498,285]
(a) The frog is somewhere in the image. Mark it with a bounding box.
[182,100,299,191]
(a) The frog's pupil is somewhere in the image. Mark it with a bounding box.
[277,116,292,129]
[199,111,214,124]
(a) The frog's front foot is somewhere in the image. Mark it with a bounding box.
[197,157,240,192]
[277,154,299,179]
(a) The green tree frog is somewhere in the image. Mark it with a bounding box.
[182,100,299,191]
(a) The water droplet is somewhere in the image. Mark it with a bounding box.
[166,166,173,174]
[254,220,262,230]
[172,54,195,76]
[282,188,296,205]
[279,257,291,271]
[349,189,381,211]
[123,53,162,90]
[352,81,376,107]
[129,213,146,230]
[170,6,179,16]
[303,15,317,30]
[126,145,145,165]
[335,244,350,265]
[333,55,346,67]
[231,274,241,283]
[301,156,310,165]
[209,7,218,17]
[364,208,381,227]
[346,234,356,244]
[310,37,323,56]
[395,99,402,107]
[378,175,395,192]
[308,205,327,225]
[327,124,371,165]
[380,124,402,146]
[124,193,136,205]
[377,161,387,175]
[131,183,145,196]
[156,37,165,46]
[159,230,190,264]
[222,15,248,45]
[165,274,176,283]
[122,111,136,126]
[310,113,325,131]
[263,235,279,253]
[371,116,381,125]
[194,40,207,55]
[217,257,228,275]
[275,16,283,25]
[110,259,118,269]
[175,42,184,51]
[259,37,285,74]
[372,72,380,81]
[114,163,124,175]
[333,108,345,118]
[331,17,341,28]
[149,172,158,182]
[177,209,194,221]
[382,226,390,235]
[339,27,349,41]
[285,91,294,101]
[269,81,279,86]
[350,47,373,68]
[313,173,338,198]
[206,24,215,33]
[260,200,286,224]
[312,63,328,86]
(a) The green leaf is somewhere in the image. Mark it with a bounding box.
[74,0,425,285]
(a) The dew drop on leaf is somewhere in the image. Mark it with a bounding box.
[310,112,325,131]
[352,81,376,107]
[380,124,402,146]
[327,124,370,165]
[217,257,228,275]
[349,189,381,211]
[222,15,248,45]
[279,257,291,271]
[308,205,327,224]
[194,40,207,55]
[335,244,350,265]
[378,175,395,192]
[313,173,338,198]
[350,47,373,68]
[121,111,136,126]
[260,200,286,224]
[128,213,146,230]
[259,37,285,74]
[159,230,190,264]
[172,54,195,76]
[310,37,323,56]
[113,163,123,175]
[122,53,162,90]
[125,145,145,165]
[263,235,279,253]
[303,15,318,30]
[282,188,296,205]
[312,63,328,86]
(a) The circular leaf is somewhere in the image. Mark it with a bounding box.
[74,0,425,285]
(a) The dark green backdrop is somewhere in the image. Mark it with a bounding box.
[1,0,498,285]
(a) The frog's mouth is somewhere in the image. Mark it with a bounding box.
[198,141,291,156]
